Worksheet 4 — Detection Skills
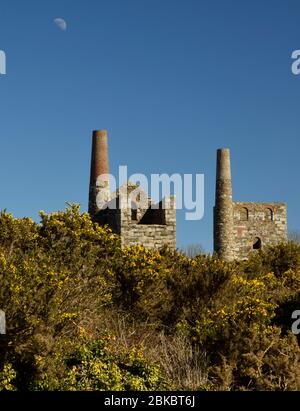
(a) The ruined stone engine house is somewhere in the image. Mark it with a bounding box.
[88,130,176,250]
[213,148,287,261]
[88,131,287,260]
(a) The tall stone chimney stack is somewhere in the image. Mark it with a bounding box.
[88,130,110,218]
[213,148,234,261]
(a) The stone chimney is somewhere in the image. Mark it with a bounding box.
[88,130,110,218]
[213,148,234,261]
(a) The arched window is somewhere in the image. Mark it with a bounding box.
[240,207,249,221]
[265,208,273,221]
[253,237,262,250]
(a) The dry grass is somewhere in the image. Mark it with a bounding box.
[95,309,209,390]
[147,332,208,390]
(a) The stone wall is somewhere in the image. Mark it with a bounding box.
[233,202,287,260]
[213,148,288,261]
[88,131,177,251]
[93,186,176,250]
[120,196,176,250]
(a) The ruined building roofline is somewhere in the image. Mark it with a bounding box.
[99,192,176,211]
[233,201,287,206]
[214,147,287,261]
[88,129,176,250]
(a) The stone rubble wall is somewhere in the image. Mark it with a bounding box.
[93,189,176,251]
[233,202,287,260]
[120,196,176,250]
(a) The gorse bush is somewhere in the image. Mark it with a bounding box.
[31,335,167,391]
[0,205,299,390]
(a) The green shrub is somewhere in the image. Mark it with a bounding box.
[0,206,299,390]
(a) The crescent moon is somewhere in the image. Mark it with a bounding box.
[54,18,67,31]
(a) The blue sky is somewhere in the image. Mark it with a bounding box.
[0,0,299,252]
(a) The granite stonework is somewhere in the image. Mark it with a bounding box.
[89,131,176,251]
[214,148,287,261]
[232,202,287,260]
[88,131,287,258]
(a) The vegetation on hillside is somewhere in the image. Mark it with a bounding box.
[0,205,299,391]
